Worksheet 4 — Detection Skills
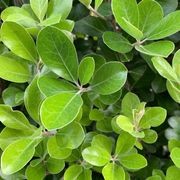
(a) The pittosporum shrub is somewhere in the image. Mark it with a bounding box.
[0,0,179,179]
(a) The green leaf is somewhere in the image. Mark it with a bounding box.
[0,55,31,83]
[79,0,92,7]
[24,76,45,122]
[168,139,180,152]
[146,175,162,180]
[37,26,78,82]
[64,165,83,180]
[91,62,127,95]
[116,115,134,133]
[0,105,34,131]
[25,163,46,180]
[102,163,125,180]
[1,22,37,62]
[78,169,92,180]
[135,41,175,58]
[40,92,83,130]
[138,0,163,36]
[115,131,136,155]
[119,153,147,170]
[172,49,180,79]
[170,147,180,168]
[78,57,95,85]
[166,80,180,103]
[38,75,77,97]
[47,137,72,159]
[89,109,104,121]
[95,0,103,10]
[151,57,178,82]
[40,14,61,26]
[30,0,48,22]
[56,122,85,149]
[121,92,140,119]
[46,157,65,174]
[146,11,180,40]
[1,138,41,175]
[139,107,167,128]
[166,166,180,180]
[142,129,158,144]
[47,0,73,20]
[54,19,74,32]
[103,31,133,53]
[91,134,113,154]
[82,146,111,166]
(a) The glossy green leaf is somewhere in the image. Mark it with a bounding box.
[142,129,158,144]
[103,31,133,53]
[91,62,127,95]
[82,146,111,166]
[30,0,48,22]
[47,137,72,159]
[37,26,78,82]
[172,49,180,79]
[170,147,180,168]
[25,163,46,180]
[0,55,31,83]
[152,57,178,82]
[89,109,104,121]
[102,163,125,180]
[116,115,134,133]
[146,11,180,40]
[64,165,83,180]
[146,175,162,180]
[139,107,167,128]
[24,76,45,122]
[46,157,65,174]
[135,41,175,58]
[1,138,41,175]
[56,122,85,149]
[78,57,95,85]
[115,131,136,155]
[54,19,75,32]
[168,139,180,152]
[1,22,37,62]
[119,153,147,170]
[40,92,83,130]
[40,14,61,26]
[0,105,34,131]
[78,169,92,180]
[138,0,163,35]
[166,166,180,180]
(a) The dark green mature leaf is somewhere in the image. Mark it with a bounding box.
[91,62,127,95]
[37,26,79,83]
[1,22,37,62]
[103,31,133,53]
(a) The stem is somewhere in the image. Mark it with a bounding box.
[42,130,56,137]
[88,6,107,21]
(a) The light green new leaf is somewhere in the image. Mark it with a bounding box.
[95,0,103,10]
[115,131,135,155]
[1,138,41,175]
[56,122,85,149]
[40,92,83,130]
[0,55,31,83]
[146,10,180,40]
[91,134,113,154]
[102,163,125,180]
[64,165,83,180]
[46,157,65,174]
[25,163,46,180]
[47,0,73,20]
[170,147,180,168]
[37,26,78,82]
[121,92,140,119]
[0,105,34,131]
[1,6,38,27]
[152,57,178,82]
[142,129,158,144]
[138,0,163,35]
[82,146,111,166]
[166,80,180,103]
[78,169,92,180]
[24,76,45,122]
[47,137,72,159]
[1,22,37,62]
[79,0,92,7]
[30,0,48,22]
[166,166,180,180]
[38,75,77,97]
[40,14,61,26]
[135,41,175,58]
[89,109,104,121]
[91,62,127,95]
[119,153,147,170]
[78,57,95,85]
[139,107,167,129]
[168,139,180,152]
[103,31,133,53]
[172,50,180,79]
[116,115,134,133]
